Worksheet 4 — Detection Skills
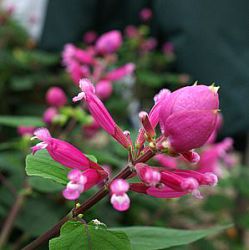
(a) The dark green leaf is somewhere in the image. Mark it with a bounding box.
[49,221,131,250]
[112,225,232,250]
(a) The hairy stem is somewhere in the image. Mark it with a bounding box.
[22,148,154,250]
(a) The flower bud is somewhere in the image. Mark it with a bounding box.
[160,85,219,153]
[46,87,67,107]
[95,80,113,100]
[139,8,152,22]
[17,126,35,136]
[135,163,161,186]
[104,63,135,81]
[83,31,97,45]
[43,107,58,124]
[96,30,122,54]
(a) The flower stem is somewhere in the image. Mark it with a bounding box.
[22,148,154,250]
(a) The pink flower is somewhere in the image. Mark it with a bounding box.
[124,25,139,38]
[103,63,135,81]
[110,179,129,195]
[95,80,113,100]
[31,128,106,175]
[160,85,219,153]
[163,42,174,55]
[62,44,77,65]
[46,87,67,107]
[110,179,130,211]
[83,31,97,44]
[139,8,153,22]
[43,107,58,124]
[197,138,234,176]
[110,193,130,212]
[96,30,122,54]
[17,126,35,136]
[140,38,157,52]
[63,168,103,200]
[135,163,161,186]
[73,79,131,149]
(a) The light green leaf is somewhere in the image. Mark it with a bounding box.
[0,116,44,127]
[85,154,98,163]
[112,225,232,250]
[49,221,131,250]
[25,150,69,185]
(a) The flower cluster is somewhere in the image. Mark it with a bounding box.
[32,78,221,212]
[62,30,135,100]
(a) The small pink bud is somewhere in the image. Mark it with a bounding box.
[110,179,129,195]
[139,111,155,138]
[181,177,199,192]
[163,42,174,55]
[181,151,200,164]
[95,80,113,100]
[83,31,97,44]
[154,154,178,169]
[17,126,35,136]
[45,87,67,107]
[140,38,157,52]
[43,107,58,124]
[124,25,139,38]
[139,8,153,22]
[203,172,218,186]
[110,193,130,212]
[135,163,161,186]
[96,30,122,54]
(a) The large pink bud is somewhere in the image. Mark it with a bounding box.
[95,30,122,54]
[160,85,219,153]
[46,87,67,107]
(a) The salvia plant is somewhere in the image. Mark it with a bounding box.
[19,78,233,250]
[0,7,239,250]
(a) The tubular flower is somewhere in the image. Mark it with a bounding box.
[31,128,107,176]
[110,179,130,212]
[159,84,219,153]
[73,79,131,149]
[139,8,153,22]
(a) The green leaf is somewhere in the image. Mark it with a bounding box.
[28,176,64,193]
[0,116,44,127]
[111,225,232,250]
[25,150,69,185]
[85,154,98,163]
[49,221,131,250]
